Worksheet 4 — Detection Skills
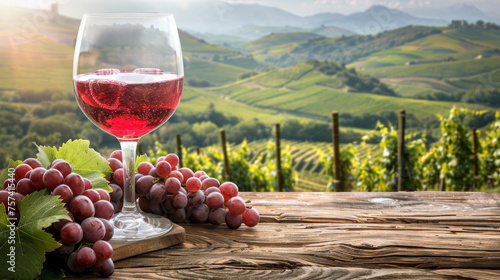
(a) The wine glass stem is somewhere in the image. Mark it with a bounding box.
[120,140,138,213]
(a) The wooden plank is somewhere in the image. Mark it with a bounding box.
[109,223,185,261]
[66,192,500,279]
[97,222,499,278]
[242,192,500,225]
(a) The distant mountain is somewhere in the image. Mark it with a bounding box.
[175,2,302,35]
[330,5,448,33]
[174,3,452,41]
[407,3,496,24]
[303,12,346,27]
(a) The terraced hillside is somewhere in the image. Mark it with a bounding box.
[236,140,381,192]
[214,61,485,123]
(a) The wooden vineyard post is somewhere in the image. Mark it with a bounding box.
[331,112,342,191]
[176,134,183,168]
[220,129,231,182]
[196,147,200,156]
[275,123,283,192]
[473,127,479,189]
[398,110,406,191]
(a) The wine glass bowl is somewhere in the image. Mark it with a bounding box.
[73,13,183,240]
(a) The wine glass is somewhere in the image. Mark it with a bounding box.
[73,13,184,240]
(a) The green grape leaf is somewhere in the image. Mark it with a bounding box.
[36,145,57,168]
[135,154,150,172]
[0,189,69,280]
[0,160,23,190]
[86,172,112,192]
[55,139,113,192]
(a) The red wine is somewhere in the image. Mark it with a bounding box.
[74,69,183,140]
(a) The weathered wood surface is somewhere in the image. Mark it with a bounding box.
[70,192,500,279]
[109,223,185,261]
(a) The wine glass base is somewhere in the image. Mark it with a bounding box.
[110,211,173,241]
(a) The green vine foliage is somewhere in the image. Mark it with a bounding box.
[318,144,357,191]
[432,107,480,191]
[181,139,296,192]
[480,112,500,188]
[262,141,296,192]
[378,124,426,191]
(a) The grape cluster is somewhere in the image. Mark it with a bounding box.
[132,153,260,229]
[0,158,115,277]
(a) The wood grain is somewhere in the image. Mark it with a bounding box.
[109,223,185,261]
[67,192,500,279]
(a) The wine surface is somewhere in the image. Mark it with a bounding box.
[74,69,183,140]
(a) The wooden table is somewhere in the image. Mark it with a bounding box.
[75,192,500,279]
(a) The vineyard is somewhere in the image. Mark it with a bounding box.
[151,107,500,193]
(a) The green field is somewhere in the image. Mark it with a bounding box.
[238,32,324,52]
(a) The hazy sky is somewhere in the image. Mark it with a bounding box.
[1,0,499,17]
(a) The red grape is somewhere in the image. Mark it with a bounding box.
[206,192,224,209]
[96,189,110,201]
[219,182,238,200]
[29,167,46,190]
[165,153,179,168]
[168,170,184,184]
[188,204,209,223]
[77,246,96,268]
[204,186,221,196]
[64,173,85,196]
[201,177,220,190]
[137,162,154,176]
[161,195,175,213]
[67,252,85,273]
[107,158,123,172]
[69,195,95,220]
[81,217,105,243]
[23,158,43,169]
[156,156,166,164]
[149,183,167,204]
[209,208,228,225]
[83,178,92,190]
[52,184,74,204]
[138,196,151,212]
[242,208,260,227]
[16,178,35,196]
[82,189,101,203]
[112,168,124,186]
[155,160,172,177]
[51,160,72,178]
[227,196,246,215]
[95,258,114,277]
[55,243,75,255]
[172,192,188,209]
[178,167,194,184]
[225,212,242,229]
[165,177,181,194]
[60,222,83,245]
[109,183,123,201]
[193,170,207,178]
[149,200,164,215]
[109,150,122,162]
[93,240,113,260]
[187,190,205,207]
[98,218,114,241]
[43,169,64,191]
[94,200,114,220]
[168,208,186,223]
[198,174,209,182]
[185,177,202,192]
[15,164,32,182]
[136,175,154,197]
